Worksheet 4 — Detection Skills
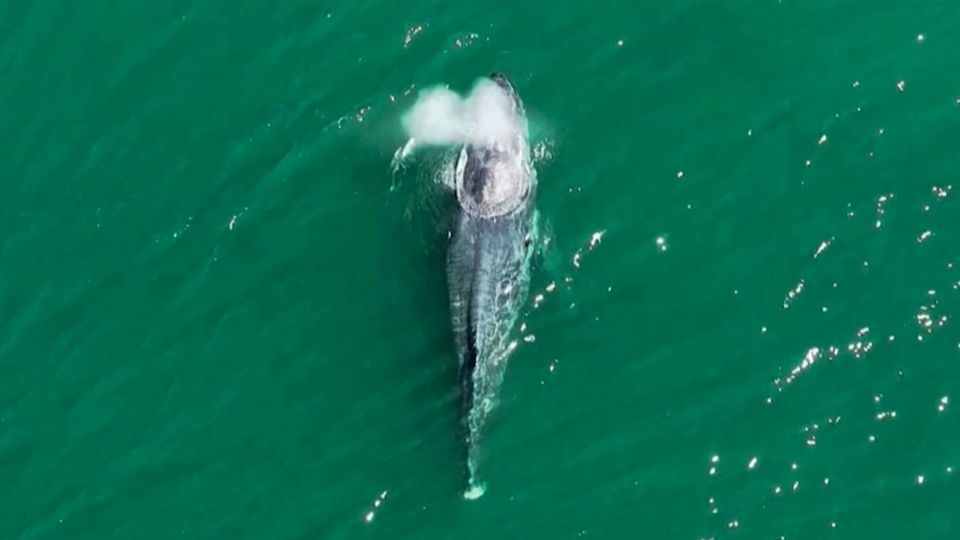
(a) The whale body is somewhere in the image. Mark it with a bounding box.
[445,73,536,499]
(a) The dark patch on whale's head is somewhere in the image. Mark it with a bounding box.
[461,146,494,204]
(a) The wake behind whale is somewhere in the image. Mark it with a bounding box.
[397,74,537,499]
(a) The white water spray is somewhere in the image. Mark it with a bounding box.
[400,79,519,154]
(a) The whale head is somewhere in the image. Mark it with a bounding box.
[488,72,521,112]
[454,73,532,219]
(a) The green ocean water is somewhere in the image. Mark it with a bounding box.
[3,1,960,538]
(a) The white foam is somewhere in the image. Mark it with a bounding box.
[401,79,518,149]
[463,482,487,500]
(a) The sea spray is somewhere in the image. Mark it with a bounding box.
[400,79,520,152]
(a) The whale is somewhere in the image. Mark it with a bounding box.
[445,73,536,499]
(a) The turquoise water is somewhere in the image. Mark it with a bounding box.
[2,2,959,538]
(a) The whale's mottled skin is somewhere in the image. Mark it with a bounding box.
[445,73,536,499]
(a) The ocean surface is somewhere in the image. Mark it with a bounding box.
[2,2,959,538]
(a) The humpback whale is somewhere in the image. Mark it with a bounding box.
[445,73,536,499]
